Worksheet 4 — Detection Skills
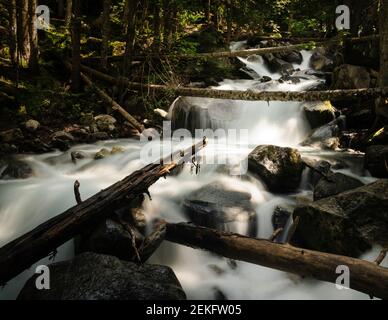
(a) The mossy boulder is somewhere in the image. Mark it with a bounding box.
[294,179,388,257]
[364,145,388,178]
[302,101,337,129]
[248,145,303,193]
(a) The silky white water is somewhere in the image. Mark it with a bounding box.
[0,43,384,300]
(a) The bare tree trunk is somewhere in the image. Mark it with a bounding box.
[0,141,207,285]
[71,0,81,92]
[225,0,232,44]
[8,0,17,65]
[122,0,138,76]
[100,0,112,69]
[57,0,65,18]
[380,0,388,87]
[165,223,388,300]
[152,0,161,51]
[28,0,39,72]
[204,0,211,24]
[17,0,30,66]
[65,0,72,27]
[162,0,171,48]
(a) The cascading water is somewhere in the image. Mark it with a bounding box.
[0,42,385,300]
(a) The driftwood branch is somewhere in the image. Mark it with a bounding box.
[81,65,388,102]
[165,223,388,300]
[73,180,82,204]
[0,140,207,285]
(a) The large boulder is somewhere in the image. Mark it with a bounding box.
[332,64,371,89]
[0,128,23,143]
[313,172,364,200]
[294,179,388,257]
[18,252,186,300]
[278,50,303,65]
[183,181,257,236]
[364,145,388,178]
[302,101,337,129]
[248,145,304,192]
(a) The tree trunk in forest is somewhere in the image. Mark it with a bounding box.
[57,0,65,18]
[165,223,388,300]
[16,0,30,66]
[162,0,172,49]
[28,0,39,72]
[0,141,207,285]
[71,0,81,92]
[211,0,219,29]
[204,0,211,24]
[65,0,72,27]
[123,0,138,77]
[152,0,161,51]
[81,64,388,102]
[8,0,18,65]
[100,0,112,70]
[380,0,388,88]
[225,0,232,44]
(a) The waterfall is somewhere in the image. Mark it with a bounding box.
[0,44,384,300]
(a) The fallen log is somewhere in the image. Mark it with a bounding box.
[165,223,388,300]
[81,65,388,102]
[80,72,144,133]
[0,140,207,285]
[82,35,379,61]
[64,61,144,133]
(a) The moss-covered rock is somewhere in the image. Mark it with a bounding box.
[302,101,337,129]
[248,145,303,193]
[294,180,388,257]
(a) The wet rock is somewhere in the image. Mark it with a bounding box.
[51,131,75,141]
[111,146,125,154]
[248,145,303,193]
[0,128,23,143]
[272,205,293,230]
[94,114,117,132]
[80,113,97,133]
[76,218,143,261]
[94,148,111,160]
[183,181,257,236]
[313,172,364,200]
[88,132,110,142]
[301,117,345,150]
[0,160,33,180]
[71,151,87,163]
[295,179,388,257]
[332,64,371,89]
[364,145,388,178]
[280,50,303,64]
[263,53,294,76]
[25,119,40,132]
[260,76,272,82]
[309,49,333,71]
[18,252,186,300]
[302,101,336,129]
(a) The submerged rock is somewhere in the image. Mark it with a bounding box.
[364,145,388,178]
[183,181,257,236]
[0,160,33,180]
[248,145,303,193]
[94,148,110,160]
[313,172,364,200]
[295,179,388,257]
[302,101,336,129]
[18,252,186,300]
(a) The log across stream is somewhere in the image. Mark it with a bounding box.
[0,44,387,300]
